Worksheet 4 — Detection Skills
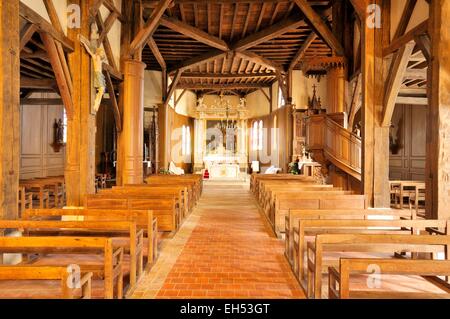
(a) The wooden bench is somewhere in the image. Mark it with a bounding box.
[23,208,157,269]
[270,193,364,237]
[146,175,203,200]
[250,174,315,195]
[286,208,416,271]
[1,219,142,292]
[102,186,186,221]
[0,266,93,299]
[125,183,197,212]
[329,259,450,299]
[307,234,450,299]
[110,186,189,218]
[294,218,448,285]
[85,194,178,233]
[0,236,123,299]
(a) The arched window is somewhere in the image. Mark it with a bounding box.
[273,115,277,150]
[258,120,263,151]
[278,87,285,108]
[186,126,191,155]
[252,121,258,150]
[181,125,187,156]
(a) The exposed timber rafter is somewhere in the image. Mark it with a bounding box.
[293,0,345,56]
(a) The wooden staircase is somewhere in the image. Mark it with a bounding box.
[305,114,361,180]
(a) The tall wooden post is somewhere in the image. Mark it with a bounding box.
[66,0,96,206]
[360,0,390,207]
[117,60,145,185]
[426,0,450,220]
[0,0,20,219]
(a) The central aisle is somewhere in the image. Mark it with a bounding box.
[131,181,305,299]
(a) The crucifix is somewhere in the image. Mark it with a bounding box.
[78,23,108,113]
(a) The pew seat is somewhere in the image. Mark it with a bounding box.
[0,266,92,299]
[329,259,450,299]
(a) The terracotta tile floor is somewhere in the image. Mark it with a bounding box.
[130,180,305,299]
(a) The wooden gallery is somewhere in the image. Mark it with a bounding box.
[0,0,449,300]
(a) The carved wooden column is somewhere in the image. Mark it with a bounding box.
[426,0,450,219]
[0,0,20,219]
[117,60,145,185]
[66,0,96,206]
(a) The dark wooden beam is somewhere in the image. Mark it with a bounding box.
[288,32,317,70]
[20,23,37,51]
[393,0,417,40]
[128,0,172,57]
[163,69,182,108]
[169,49,227,73]
[160,16,229,51]
[383,20,428,56]
[232,14,306,51]
[19,2,74,52]
[414,33,431,62]
[181,72,276,79]
[147,37,166,69]
[177,83,269,90]
[293,0,345,56]
[235,50,282,72]
[104,70,122,132]
[20,77,56,89]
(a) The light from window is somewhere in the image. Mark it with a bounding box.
[181,125,187,156]
[252,121,258,150]
[186,126,191,155]
[63,108,68,143]
[278,87,285,108]
[258,120,263,151]
[273,116,277,150]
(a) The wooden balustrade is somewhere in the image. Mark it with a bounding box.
[305,114,361,180]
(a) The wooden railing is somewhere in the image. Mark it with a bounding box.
[305,114,361,180]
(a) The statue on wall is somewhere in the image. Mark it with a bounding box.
[51,118,65,153]
[78,23,108,113]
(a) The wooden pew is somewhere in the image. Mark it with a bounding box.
[23,208,157,269]
[286,208,416,272]
[110,186,189,218]
[18,187,32,217]
[294,218,448,285]
[329,259,450,299]
[0,266,93,299]
[270,193,363,237]
[125,183,197,212]
[307,234,450,299]
[0,236,123,299]
[145,175,203,200]
[0,219,142,292]
[85,194,178,233]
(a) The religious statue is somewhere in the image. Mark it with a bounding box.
[78,23,108,113]
[51,118,65,152]
[239,97,246,108]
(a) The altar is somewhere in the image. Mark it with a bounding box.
[209,163,240,179]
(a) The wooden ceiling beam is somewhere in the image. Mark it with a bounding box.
[40,32,74,119]
[20,77,56,89]
[235,50,282,72]
[177,83,269,90]
[382,42,415,126]
[182,72,276,78]
[147,37,166,69]
[169,49,227,73]
[383,20,428,56]
[233,14,306,51]
[163,69,182,108]
[393,0,417,40]
[128,0,172,57]
[293,0,345,56]
[20,23,37,52]
[143,0,330,5]
[288,31,317,70]
[20,2,74,52]
[160,16,229,51]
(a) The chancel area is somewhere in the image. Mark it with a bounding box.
[0,0,450,300]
